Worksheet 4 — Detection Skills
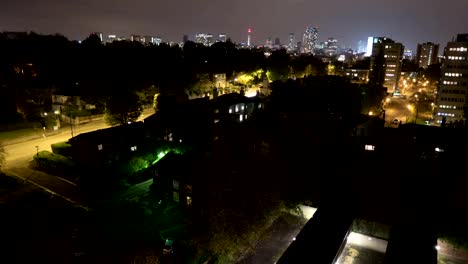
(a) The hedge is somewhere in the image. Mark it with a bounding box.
[51,141,72,157]
[33,150,75,175]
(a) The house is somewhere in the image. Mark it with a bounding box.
[68,122,148,167]
[150,151,199,210]
[213,93,263,124]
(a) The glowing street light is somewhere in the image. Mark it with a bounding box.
[407,104,414,111]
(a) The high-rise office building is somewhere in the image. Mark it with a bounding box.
[416,42,439,68]
[302,27,318,54]
[357,40,367,54]
[274,37,281,46]
[107,34,116,43]
[369,37,404,94]
[218,34,227,42]
[195,33,214,46]
[130,35,141,42]
[435,34,468,124]
[94,32,103,42]
[404,49,415,60]
[324,37,338,56]
[288,33,296,52]
[265,37,272,48]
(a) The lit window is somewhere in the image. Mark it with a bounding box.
[229,108,232,113]
[235,106,239,112]
[130,146,137,151]
[173,191,179,202]
[186,196,192,206]
[98,144,103,150]
[173,180,179,190]
[239,115,243,122]
[365,145,375,151]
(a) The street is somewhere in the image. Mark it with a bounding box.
[384,76,437,127]
[3,108,154,169]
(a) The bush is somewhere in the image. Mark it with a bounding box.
[51,141,72,157]
[33,150,75,175]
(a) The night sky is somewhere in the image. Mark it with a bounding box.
[1,0,467,50]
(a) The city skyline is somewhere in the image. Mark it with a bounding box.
[0,0,467,50]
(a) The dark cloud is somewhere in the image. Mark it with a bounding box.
[0,0,467,50]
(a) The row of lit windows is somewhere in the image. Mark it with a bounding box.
[387,64,397,68]
[449,47,468,52]
[438,112,456,117]
[440,97,465,102]
[384,55,398,58]
[439,105,457,109]
[447,56,467,60]
[440,89,466,94]
[443,81,458,85]
[386,73,395,77]
[445,73,463,77]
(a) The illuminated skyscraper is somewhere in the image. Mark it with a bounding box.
[247,28,252,47]
[416,42,439,68]
[324,37,338,56]
[435,34,468,124]
[302,27,318,54]
[195,33,214,46]
[288,33,296,51]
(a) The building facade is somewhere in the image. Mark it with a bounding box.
[435,34,468,124]
[288,33,296,52]
[195,33,214,46]
[302,27,318,54]
[416,42,439,68]
[369,37,404,94]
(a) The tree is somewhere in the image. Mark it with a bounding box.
[104,92,143,126]
[0,143,5,170]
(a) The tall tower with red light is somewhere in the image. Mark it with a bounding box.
[247,28,252,47]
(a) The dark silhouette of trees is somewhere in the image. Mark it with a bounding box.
[104,91,143,126]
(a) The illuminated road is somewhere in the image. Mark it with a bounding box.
[3,108,154,169]
[384,97,413,126]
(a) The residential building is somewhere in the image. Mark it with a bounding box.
[416,42,439,68]
[369,37,404,94]
[345,69,369,83]
[435,34,468,124]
